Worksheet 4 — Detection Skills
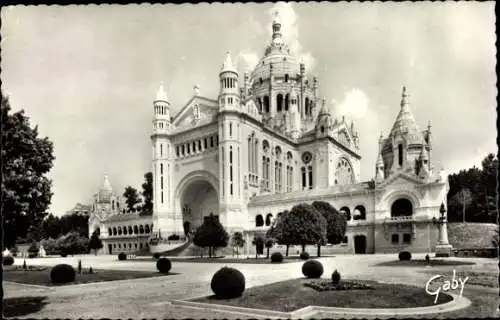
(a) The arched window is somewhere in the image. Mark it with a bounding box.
[301,167,307,189]
[134,225,138,234]
[285,74,289,82]
[398,144,403,166]
[258,97,263,113]
[353,205,366,220]
[256,214,264,227]
[321,126,325,134]
[264,96,270,113]
[308,166,313,189]
[340,206,351,221]
[128,226,133,234]
[391,199,413,217]
[112,200,115,210]
[123,226,128,235]
[285,94,290,111]
[265,213,273,226]
[335,158,354,185]
[118,227,122,235]
[277,94,283,112]
[145,225,150,234]
[108,228,112,236]
[305,97,310,116]
[113,227,117,236]
[139,225,144,234]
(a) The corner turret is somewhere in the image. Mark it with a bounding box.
[153,82,171,133]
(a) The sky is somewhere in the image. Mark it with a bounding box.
[1,2,496,216]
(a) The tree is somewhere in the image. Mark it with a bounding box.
[1,94,55,248]
[231,232,245,257]
[252,235,265,259]
[449,188,472,223]
[56,232,89,256]
[140,172,153,216]
[264,237,275,259]
[281,203,327,254]
[42,213,63,239]
[266,210,290,256]
[192,213,229,258]
[312,201,347,256]
[28,242,39,258]
[123,186,141,213]
[88,230,103,255]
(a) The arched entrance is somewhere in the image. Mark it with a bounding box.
[180,179,219,234]
[354,235,366,254]
[391,199,413,217]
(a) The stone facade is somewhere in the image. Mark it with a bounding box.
[88,175,153,254]
[150,13,449,254]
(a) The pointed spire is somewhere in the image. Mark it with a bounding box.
[427,120,432,132]
[155,81,168,102]
[221,51,237,74]
[318,97,330,116]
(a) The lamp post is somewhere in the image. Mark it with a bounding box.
[434,202,453,257]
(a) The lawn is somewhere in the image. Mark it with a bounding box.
[375,259,475,267]
[192,278,453,312]
[3,265,176,286]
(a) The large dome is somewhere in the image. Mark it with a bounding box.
[250,12,303,84]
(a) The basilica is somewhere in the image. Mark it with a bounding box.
[146,13,449,255]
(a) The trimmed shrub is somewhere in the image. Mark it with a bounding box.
[168,234,180,241]
[331,269,341,285]
[77,259,82,274]
[22,260,27,269]
[3,255,14,266]
[88,267,94,274]
[156,258,172,274]
[118,252,127,261]
[425,254,430,263]
[50,264,76,284]
[398,251,412,261]
[153,253,160,260]
[211,267,245,299]
[302,260,324,278]
[300,252,310,260]
[270,252,283,263]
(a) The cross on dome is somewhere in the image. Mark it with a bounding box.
[401,86,409,110]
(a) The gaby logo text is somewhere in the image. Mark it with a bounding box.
[425,270,469,304]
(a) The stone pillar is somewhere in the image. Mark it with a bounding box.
[435,203,453,257]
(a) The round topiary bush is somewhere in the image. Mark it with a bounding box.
[211,267,246,299]
[300,252,310,260]
[118,252,126,261]
[3,255,14,266]
[50,264,76,284]
[270,252,283,263]
[398,251,412,261]
[153,253,160,260]
[156,257,172,274]
[331,269,341,285]
[302,260,324,278]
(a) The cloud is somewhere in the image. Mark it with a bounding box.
[332,88,371,120]
[268,2,316,70]
[236,51,259,73]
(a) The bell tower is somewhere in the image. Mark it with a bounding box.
[151,82,177,237]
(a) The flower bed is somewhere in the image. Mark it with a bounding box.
[304,279,376,291]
